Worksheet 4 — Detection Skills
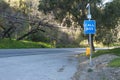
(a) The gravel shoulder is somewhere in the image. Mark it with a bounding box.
[72,54,120,80]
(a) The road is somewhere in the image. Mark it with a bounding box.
[0,48,85,80]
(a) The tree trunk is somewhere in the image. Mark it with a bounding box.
[91,34,95,51]
[17,28,45,40]
[2,27,13,39]
[88,34,95,51]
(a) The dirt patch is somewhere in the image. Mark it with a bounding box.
[72,54,120,80]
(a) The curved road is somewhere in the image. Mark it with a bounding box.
[0,48,85,58]
[0,48,100,80]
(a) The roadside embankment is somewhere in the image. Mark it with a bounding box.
[72,48,120,80]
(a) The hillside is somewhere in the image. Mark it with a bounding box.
[0,39,52,48]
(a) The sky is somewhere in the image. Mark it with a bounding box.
[103,0,113,4]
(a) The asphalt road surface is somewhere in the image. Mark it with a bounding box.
[0,48,85,80]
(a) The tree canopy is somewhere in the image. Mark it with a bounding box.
[103,0,120,28]
[39,0,102,27]
[0,0,119,48]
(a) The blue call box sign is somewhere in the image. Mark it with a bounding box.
[84,20,96,34]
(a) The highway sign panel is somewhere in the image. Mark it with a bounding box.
[84,20,96,34]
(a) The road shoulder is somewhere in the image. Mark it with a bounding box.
[72,54,120,80]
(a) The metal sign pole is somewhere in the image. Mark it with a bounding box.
[89,34,92,66]
[88,1,92,66]
[84,0,96,66]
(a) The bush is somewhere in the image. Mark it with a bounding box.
[28,32,50,42]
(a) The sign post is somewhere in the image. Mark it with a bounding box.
[84,20,96,66]
[84,1,97,66]
[89,33,92,66]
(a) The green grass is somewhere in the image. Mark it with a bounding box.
[93,48,120,57]
[93,48,120,67]
[109,43,120,47]
[0,39,52,49]
[108,58,120,67]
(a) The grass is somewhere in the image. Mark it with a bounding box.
[0,39,52,49]
[109,43,120,47]
[93,48,120,57]
[93,48,120,67]
[108,58,120,67]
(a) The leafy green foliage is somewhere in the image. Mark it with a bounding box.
[39,0,102,26]
[39,0,87,25]
[104,0,120,28]
[0,0,119,48]
[93,0,120,44]
[28,31,50,42]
